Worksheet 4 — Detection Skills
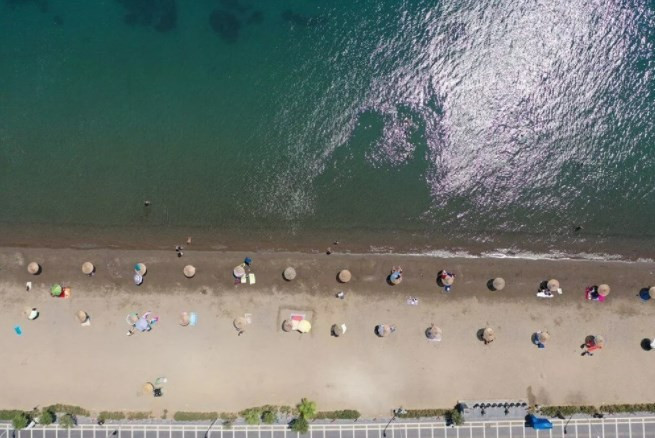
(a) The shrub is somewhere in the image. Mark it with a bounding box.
[297,399,317,420]
[290,417,309,434]
[243,410,260,425]
[126,412,151,420]
[58,414,76,429]
[448,410,463,426]
[47,405,89,417]
[396,409,448,419]
[261,411,277,424]
[314,410,361,420]
[98,412,126,421]
[539,405,597,417]
[162,409,168,420]
[38,409,56,425]
[12,412,30,430]
[0,411,24,421]
[173,412,218,421]
[219,412,237,421]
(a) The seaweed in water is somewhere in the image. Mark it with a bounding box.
[209,9,241,43]
[219,0,250,14]
[246,10,263,25]
[116,0,177,33]
[281,9,323,28]
[4,0,49,13]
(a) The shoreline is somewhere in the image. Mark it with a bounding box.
[2,246,655,415]
[1,222,654,263]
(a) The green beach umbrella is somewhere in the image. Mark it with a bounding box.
[50,284,62,297]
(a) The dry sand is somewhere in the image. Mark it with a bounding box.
[1,247,654,417]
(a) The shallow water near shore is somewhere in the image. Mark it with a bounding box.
[1,0,654,258]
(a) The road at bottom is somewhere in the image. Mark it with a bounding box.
[2,417,655,438]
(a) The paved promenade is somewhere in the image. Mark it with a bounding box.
[3,418,655,438]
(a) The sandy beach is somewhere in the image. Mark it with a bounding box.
[1,247,654,417]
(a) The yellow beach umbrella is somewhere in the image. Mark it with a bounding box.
[297,319,312,333]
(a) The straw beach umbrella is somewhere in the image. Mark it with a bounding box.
[537,331,550,343]
[27,262,40,275]
[233,265,246,278]
[442,274,454,286]
[547,279,560,292]
[331,323,346,337]
[482,327,495,343]
[135,263,147,276]
[82,262,95,275]
[426,324,442,341]
[376,324,393,337]
[592,334,605,347]
[234,317,248,332]
[179,312,191,326]
[183,265,196,278]
[283,267,296,281]
[143,382,155,394]
[598,284,610,297]
[77,310,89,324]
[338,269,351,283]
[492,278,505,291]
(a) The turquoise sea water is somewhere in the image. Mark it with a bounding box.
[0,0,654,256]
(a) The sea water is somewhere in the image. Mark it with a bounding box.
[0,0,653,257]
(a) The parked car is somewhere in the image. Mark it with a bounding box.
[526,414,553,430]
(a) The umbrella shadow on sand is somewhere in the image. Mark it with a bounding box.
[641,338,652,351]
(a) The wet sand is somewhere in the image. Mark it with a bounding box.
[1,247,654,416]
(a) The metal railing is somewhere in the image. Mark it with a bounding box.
[1,416,654,438]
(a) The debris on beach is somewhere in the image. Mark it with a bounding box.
[336,291,345,299]
[24,307,39,320]
[406,296,418,305]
